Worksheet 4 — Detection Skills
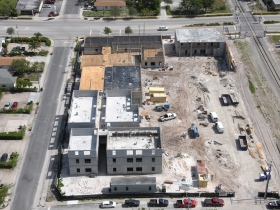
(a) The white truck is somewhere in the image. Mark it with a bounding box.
[159,113,176,122]
[158,26,168,31]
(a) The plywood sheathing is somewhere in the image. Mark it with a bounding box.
[80,66,105,91]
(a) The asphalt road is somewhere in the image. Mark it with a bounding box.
[0,17,279,40]
[9,43,72,210]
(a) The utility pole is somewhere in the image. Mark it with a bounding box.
[144,22,145,36]
[264,161,272,199]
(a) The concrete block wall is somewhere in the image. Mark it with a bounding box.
[110,184,157,193]
[141,61,164,68]
[106,149,162,175]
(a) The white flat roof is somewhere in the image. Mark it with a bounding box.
[176,28,225,43]
[69,135,97,151]
[107,130,161,150]
[69,97,96,123]
[105,96,138,122]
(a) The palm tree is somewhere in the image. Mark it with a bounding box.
[28,40,41,52]
[33,32,43,42]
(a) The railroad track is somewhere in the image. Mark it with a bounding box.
[235,0,280,187]
[235,0,280,89]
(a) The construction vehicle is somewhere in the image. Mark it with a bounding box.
[238,135,248,151]
[155,103,170,111]
[189,123,199,138]
[268,201,280,209]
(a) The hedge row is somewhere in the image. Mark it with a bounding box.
[172,13,232,18]
[102,16,157,20]
[1,102,33,114]
[264,20,280,24]
[0,153,19,169]
[0,87,37,92]
[253,11,279,15]
[0,128,25,140]
[10,37,51,46]
[0,91,2,99]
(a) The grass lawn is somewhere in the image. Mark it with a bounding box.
[272,35,280,43]
[22,73,40,81]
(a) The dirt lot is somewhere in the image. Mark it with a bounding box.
[139,54,273,198]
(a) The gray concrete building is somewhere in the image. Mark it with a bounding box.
[68,90,99,131]
[110,177,157,193]
[104,66,142,106]
[68,128,99,175]
[103,90,140,128]
[106,127,162,175]
[0,69,17,87]
[175,28,226,57]
[271,0,280,10]
[83,36,164,68]
[16,0,43,15]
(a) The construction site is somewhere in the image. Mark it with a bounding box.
[59,32,279,198]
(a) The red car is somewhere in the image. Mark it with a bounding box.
[11,102,18,110]
[48,11,54,17]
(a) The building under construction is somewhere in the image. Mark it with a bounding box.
[83,36,165,68]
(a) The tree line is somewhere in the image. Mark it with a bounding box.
[180,0,217,14]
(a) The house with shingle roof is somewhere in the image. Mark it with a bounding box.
[94,0,126,11]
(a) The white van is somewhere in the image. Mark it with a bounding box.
[210,112,218,122]
[215,122,224,133]
[158,26,168,31]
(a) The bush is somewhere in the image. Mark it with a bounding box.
[166,5,171,11]
[253,11,279,15]
[94,17,100,20]
[0,127,25,140]
[38,50,49,56]
[10,37,51,46]
[54,13,59,16]
[74,42,80,51]
[224,22,234,25]
[0,87,37,92]
[264,20,280,24]
[0,91,2,99]
[0,153,19,169]
[206,22,220,26]
[0,185,8,205]
[172,13,232,18]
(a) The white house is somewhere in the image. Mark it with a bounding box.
[94,1,126,11]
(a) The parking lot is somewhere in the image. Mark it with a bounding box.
[0,92,35,186]
[39,1,63,17]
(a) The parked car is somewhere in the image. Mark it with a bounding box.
[268,201,280,209]
[43,4,51,8]
[45,0,55,4]
[204,198,224,207]
[149,199,169,207]
[101,201,116,208]
[0,153,8,162]
[11,102,18,110]
[159,113,176,122]
[83,6,94,10]
[124,200,140,207]
[158,26,168,31]
[10,152,15,160]
[48,11,54,17]
[176,198,197,208]
[4,102,11,110]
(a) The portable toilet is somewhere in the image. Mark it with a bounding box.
[259,173,265,181]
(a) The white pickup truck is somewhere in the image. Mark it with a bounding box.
[158,26,168,31]
[159,113,176,122]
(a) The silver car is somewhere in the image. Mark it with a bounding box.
[43,4,52,8]
[4,102,11,110]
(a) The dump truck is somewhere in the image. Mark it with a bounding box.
[149,199,169,207]
[204,198,224,207]
[176,198,197,208]
[238,135,248,150]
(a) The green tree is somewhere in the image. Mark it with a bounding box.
[28,40,41,52]
[128,7,137,17]
[165,0,173,3]
[125,26,133,36]
[10,59,30,77]
[0,2,11,17]
[16,79,23,88]
[27,81,32,88]
[104,27,112,35]
[201,0,214,12]
[33,32,43,42]
[110,6,120,18]
[70,58,76,69]
[6,27,15,38]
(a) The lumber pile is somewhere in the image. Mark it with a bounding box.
[257,149,264,159]
[248,148,256,158]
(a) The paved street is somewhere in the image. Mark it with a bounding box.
[9,43,72,210]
